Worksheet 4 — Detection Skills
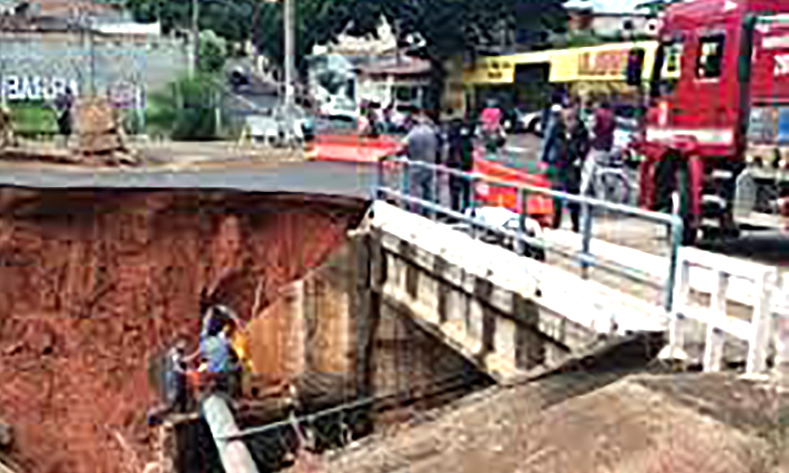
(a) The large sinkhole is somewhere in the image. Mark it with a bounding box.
[0,188,492,473]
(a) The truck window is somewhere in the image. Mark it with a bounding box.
[696,34,725,79]
[663,42,683,78]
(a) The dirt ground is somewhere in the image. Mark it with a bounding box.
[0,189,365,473]
[303,372,789,473]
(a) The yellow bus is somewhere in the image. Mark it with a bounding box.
[455,41,680,119]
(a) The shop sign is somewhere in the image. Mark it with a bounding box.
[1,75,79,101]
[577,49,629,78]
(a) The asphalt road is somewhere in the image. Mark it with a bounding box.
[2,133,787,270]
[0,160,379,199]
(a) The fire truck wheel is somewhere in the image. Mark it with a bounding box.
[654,154,697,246]
[701,225,740,242]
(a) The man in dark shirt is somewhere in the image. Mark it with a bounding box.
[446,117,474,212]
[54,88,73,147]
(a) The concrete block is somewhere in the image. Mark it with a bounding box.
[495,316,517,365]
[390,255,407,291]
[418,272,440,325]
[444,288,466,326]
[468,300,485,343]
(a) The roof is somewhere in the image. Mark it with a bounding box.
[0,13,75,31]
[565,0,648,14]
[356,57,431,77]
[36,0,121,16]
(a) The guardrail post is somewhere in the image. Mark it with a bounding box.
[703,270,729,372]
[434,164,441,217]
[516,188,528,256]
[431,163,440,222]
[667,253,691,362]
[746,268,778,375]
[401,161,411,211]
[665,192,684,314]
[774,274,789,382]
[580,195,593,280]
[375,156,385,200]
[468,174,479,239]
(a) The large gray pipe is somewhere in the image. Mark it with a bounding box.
[201,394,259,473]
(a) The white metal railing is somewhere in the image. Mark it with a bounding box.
[666,247,787,374]
[376,156,686,315]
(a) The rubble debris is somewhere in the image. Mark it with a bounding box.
[0,106,16,149]
[0,189,365,473]
[72,98,140,166]
[0,97,140,167]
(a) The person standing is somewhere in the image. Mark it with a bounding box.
[164,338,189,413]
[582,100,616,196]
[446,116,466,212]
[54,87,73,148]
[559,109,590,232]
[480,99,504,154]
[403,111,439,217]
[383,103,394,133]
[540,104,568,228]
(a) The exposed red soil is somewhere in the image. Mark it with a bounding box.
[0,189,365,473]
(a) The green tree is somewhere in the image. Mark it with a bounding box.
[127,0,566,72]
[198,30,227,73]
[360,0,568,112]
[127,0,567,112]
[635,0,684,16]
[147,75,219,140]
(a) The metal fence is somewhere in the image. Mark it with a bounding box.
[374,156,685,314]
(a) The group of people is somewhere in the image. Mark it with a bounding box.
[156,304,248,419]
[395,95,618,232]
[539,98,616,232]
[359,102,406,137]
[402,109,476,216]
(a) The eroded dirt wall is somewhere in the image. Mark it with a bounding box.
[0,188,365,473]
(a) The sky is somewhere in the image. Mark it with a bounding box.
[564,0,648,13]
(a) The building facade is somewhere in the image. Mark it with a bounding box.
[0,7,188,109]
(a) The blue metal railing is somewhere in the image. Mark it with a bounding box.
[374,155,685,314]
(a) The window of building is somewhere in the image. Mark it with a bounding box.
[696,34,725,79]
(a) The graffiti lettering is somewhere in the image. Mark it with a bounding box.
[1,76,79,101]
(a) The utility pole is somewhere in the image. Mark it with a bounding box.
[89,15,96,95]
[190,0,200,78]
[283,0,295,110]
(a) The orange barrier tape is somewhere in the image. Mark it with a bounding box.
[474,158,554,217]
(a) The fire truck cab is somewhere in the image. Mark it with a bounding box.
[636,0,789,243]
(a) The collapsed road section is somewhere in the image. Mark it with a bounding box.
[0,189,363,473]
[0,187,492,473]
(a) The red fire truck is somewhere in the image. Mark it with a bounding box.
[633,0,789,243]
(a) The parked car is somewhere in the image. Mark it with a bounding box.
[319,96,357,123]
[519,110,544,135]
